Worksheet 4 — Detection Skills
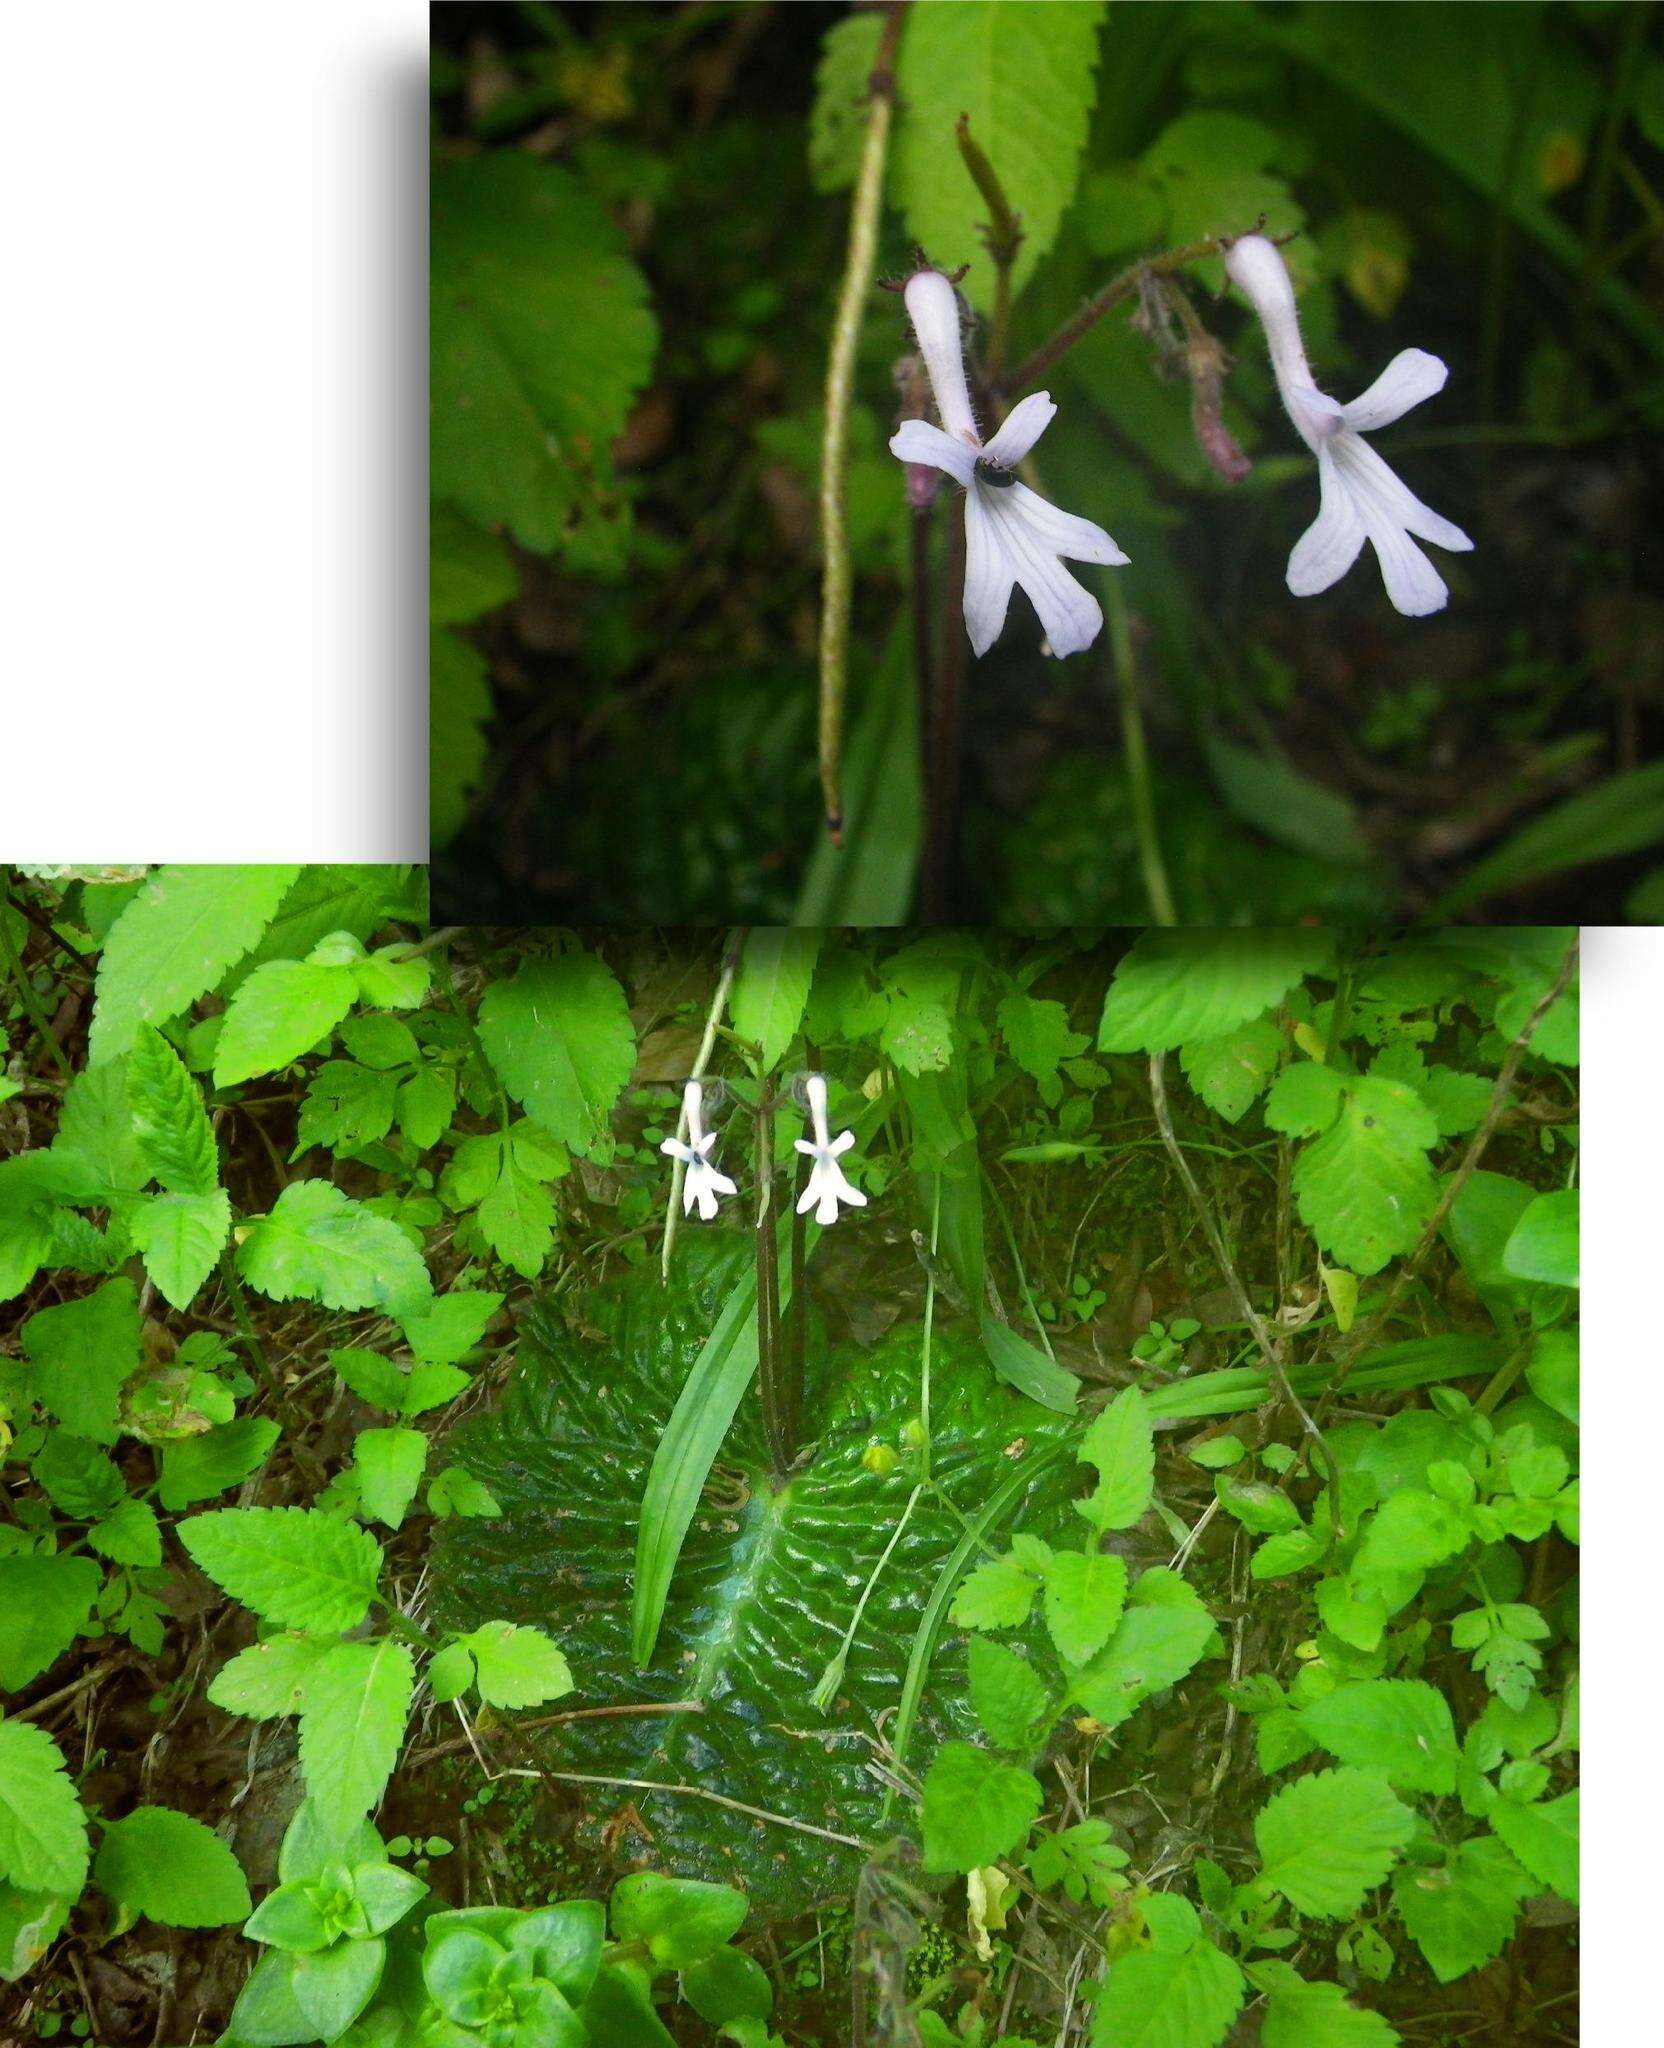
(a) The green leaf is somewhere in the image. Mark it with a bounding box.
[292,1932,385,2041]
[213,960,356,1087]
[1501,1191,1577,1288]
[1525,1329,1577,1426]
[921,1742,1042,1874]
[979,1309,1078,1415]
[1301,1680,1459,1795]
[967,1638,1051,1750]
[1253,1769,1414,1917]
[1428,758,1664,917]
[127,1024,218,1194]
[1077,1387,1154,1531]
[430,503,518,627]
[0,1557,101,1692]
[1264,1061,1347,1137]
[0,1881,72,1984]
[353,1427,428,1531]
[93,1807,251,1928]
[427,1641,475,1705]
[0,1720,89,1896]
[1356,1490,1469,1577]
[809,11,884,193]
[476,951,635,1156]
[1099,931,1330,1054]
[730,930,821,1073]
[951,1555,1040,1631]
[431,155,656,550]
[87,1495,163,1568]
[1203,731,1369,867]
[997,993,1088,1089]
[894,0,1107,309]
[1291,1076,1439,1275]
[1069,1605,1214,1729]
[32,1432,123,1518]
[20,1277,142,1443]
[88,865,301,1064]
[1180,1018,1284,1124]
[158,1417,281,1510]
[682,1944,773,2027]
[462,1622,574,1710]
[179,1506,383,1633]
[430,626,492,852]
[227,1949,314,2047]
[55,1059,146,1194]
[238,1179,433,1318]
[207,1636,335,1720]
[401,1290,503,1365]
[1042,1550,1127,1667]
[1025,1818,1129,1907]
[1091,1931,1245,2048]
[1489,1788,1577,1903]
[130,1187,232,1310]
[1254,1963,1399,2048]
[1390,1836,1533,1983]
[297,1640,414,1832]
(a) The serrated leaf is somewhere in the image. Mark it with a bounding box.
[1489,1788,1577,1903]
[809,11,884,193]
[158,1417,281,1510]
[55,1059,146,1195]
[1043,1549,1127,1666]
[951,1556,1039,1630]
[1255,1964,1399,2048]
[1099,931,1330,1054]
[1069,1606,1214,1728]
[1078,1387,1154,1531]
[179,1507,382,1633]
[921,1743,1042,1874]
[20,1277,142,1443]
[476,951,634,1156]
[1092,1931,1245,2048]
[237,1180,433,1318]
[431,155,656,551]
[127,1025,218,1194]
[1391,1836,1533,1983]
[1254,1769,1414,1917]
[1264,1061,1347,1137]
[93,1807,251,1928]
[0,1556,102,1692]
[213,961,357,1087]
[463,1622,574,1710]
[967,1638,1051,1750]
[130,1187,232,1310]
[353,1428,428,1531]
[297,1640,413,1834]
[1180,1018,1284,1124]
[0,1720,90,1895]
[997,992,1088,1089]
[894,1,1107,309]
[1302,1680,1458,1795]
[401,1291,503,1365]
[1355,1490,1469,1578]
[1292,1076,1439,1275]
[87,1496,163,1568]
[88,865,301,1063]
[730,930,821,1074]
[208,1636,335,1719]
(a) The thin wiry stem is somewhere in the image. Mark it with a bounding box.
[998,237,1231,400]
[660,932,742,1281]
[1108,583,1176,926]
[817,1,908,841]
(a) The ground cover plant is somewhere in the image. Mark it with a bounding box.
[1,868,1577,2043]
[430,0,1663,925]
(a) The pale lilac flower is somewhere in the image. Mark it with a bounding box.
[889,267,1128,659]
[794,1074,866,1227]
[660,1080,736,1222]
[1224,233,1473,617]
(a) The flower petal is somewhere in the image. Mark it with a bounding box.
[904,268,981,443]
[796,1175,822,1217]
[1331,432,1472,553]
[982,491,1105,658]
[890,418,977,486]
[982,391,1057,467]
[1342,348,1449,433]
[1003,481,1128,566]
[1367,523,1450,617]
[963,488,1017,657]
[1286,441,1367,597]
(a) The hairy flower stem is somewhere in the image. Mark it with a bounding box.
[1107,581,1176,926]
[817,0,908,842]
[955,113,1022,380]
[753,1092,792,1482]
[660,932,742,1281]
[923,511,968,921]
[998,236,1230,401]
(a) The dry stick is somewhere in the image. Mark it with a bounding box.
[660,933,743,1281]
[406,1699,703,1769]
[817,0,907,841]
[998,236,1231,401]
[1149,1053,1338,1501]
[1302,934,1581,1447]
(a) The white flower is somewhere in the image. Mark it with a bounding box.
[1224,233,1473,617]
[794,1074,866,1226]
[889,267,1128,659]
[660,1080,736,1222]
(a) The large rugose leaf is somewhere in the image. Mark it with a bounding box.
[432,1239,1075,1910]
